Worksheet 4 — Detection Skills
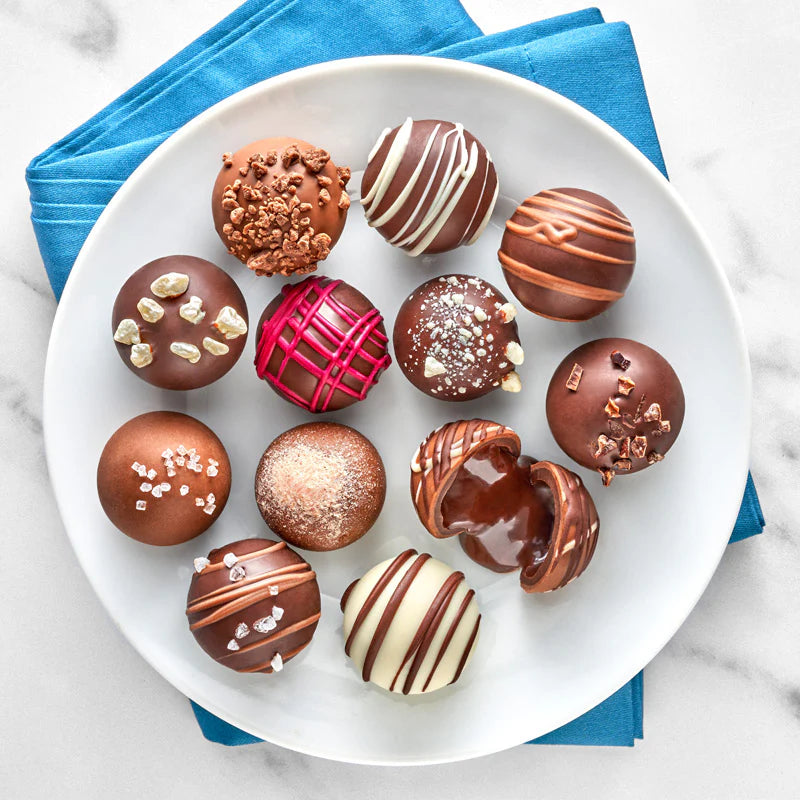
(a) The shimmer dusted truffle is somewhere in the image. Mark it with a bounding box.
[255,422,386,551]
[393,274,523,400]
[212,137,350,276]
[499,188,636,322]
[97,411,231,545]
[340,550,481,694]
[546,338,685,485]
[255,276,391,412]
[411,420,599,593]
[186,539,321,674]
[112,255,248,390]
[361,118,498,256]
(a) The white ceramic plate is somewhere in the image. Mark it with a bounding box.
[43,56,750,765]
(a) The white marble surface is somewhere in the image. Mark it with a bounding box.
[1,0,798,796]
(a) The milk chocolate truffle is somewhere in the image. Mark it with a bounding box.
[411,420,599,593]
[186,539,321,674]
[499,188,635,321]
[255,422,386,551]
[546,338,685,485]
[97,411,231,545]
[112,255,248,390]
[340,550,480,694]
[393,274,524,400]
[212,138,350,276]
[255,275,391,412]
[361,118,498,256]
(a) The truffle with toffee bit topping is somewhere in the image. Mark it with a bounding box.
[393,274,523,401]
[255,422,386,551]
[546,338,685,483]
[212,137,350,277]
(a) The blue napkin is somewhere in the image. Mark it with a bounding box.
[28,0,764,749]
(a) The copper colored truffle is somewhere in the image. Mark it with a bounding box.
[255,422,386,551]
[186,539,321,674]
[411,420,599,593]
[212,137,350,277]
[111,255,248,391]
[96,411,231,545]
[499,188,636,321]
[546,338,685,485]
[361,118,498,256]
[393,274,523,401]
[254,275,391,413]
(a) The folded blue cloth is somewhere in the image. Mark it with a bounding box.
[28,0,764,750]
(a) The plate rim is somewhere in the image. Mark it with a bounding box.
[43,54,752,765]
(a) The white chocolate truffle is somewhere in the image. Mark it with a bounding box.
[341,550,480,695]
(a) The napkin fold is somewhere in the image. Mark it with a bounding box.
[28,0,764,749]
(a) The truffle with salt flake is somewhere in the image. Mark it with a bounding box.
[187,538,320,674]
[255,422,386,551]
[392,274,523,401]
[96,411,231,545]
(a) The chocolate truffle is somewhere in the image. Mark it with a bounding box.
[255,275,391,412]
[212,137,350,276]
[393,274,524,400]
[186,539,321,674]
[112,255,248,390]
[255,422,386,551]
[97,411,231,545]
[361,118,498,256]
[546,338,685,485]
[411,420,599,593]
[340,550,481,694]
[499,188,635,321]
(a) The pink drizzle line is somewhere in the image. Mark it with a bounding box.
[255,277,391,412]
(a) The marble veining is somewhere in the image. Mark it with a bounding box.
[1,0,797,797]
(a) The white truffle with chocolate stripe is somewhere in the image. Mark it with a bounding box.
[340,550,481,695]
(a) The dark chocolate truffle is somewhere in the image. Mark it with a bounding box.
[361,118,498,256]
[97,411,231,545]
[112,256,248,390]
[255,422,386,551]
[499,188,635,321]
[411,420,599,593]
[340,550,481,694]
[255,275,391,412]
[212,138,350,276]
[546,338,685,485]
[393,274,524,400]
[186,539,321,674]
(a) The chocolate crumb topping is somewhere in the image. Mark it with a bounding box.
[566,363,584,392]
[610,350,630,370]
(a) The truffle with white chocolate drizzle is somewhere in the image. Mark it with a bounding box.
[340,549,480,694]
[392,274,523,400]
[410,419,599,593]
[187,538,321,673]
[111,255,248,390]
[361,118,498,256]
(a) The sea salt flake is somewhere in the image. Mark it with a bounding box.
[160,482,171,492]
[167,467,177,478]
[207,493,216,505]
[226,639,240,652]
[229,565,245,581]
[254,616,277,633]
[235,622,250,639]
[206,465,218,477]
[195,498,205,507]
[131,462,142,473]
[271,605,284,621]
[147,469,157,480]
[203,503,216,516]
[161,449,174,459]
[208,459,219,467]
[223,552,238,568]
[175,456,185,466]
[269,585,279,596]
[137,465,148,477]
[447,276,459,285]
[193,557,210,573]
[135,500,147,511]
[270,653,283,672]
[151,485,163,499]
[180,485,189,496]
[177,445,187,456]
[139,482,152,493]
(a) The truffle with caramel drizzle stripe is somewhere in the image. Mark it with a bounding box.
[341,550,481,695]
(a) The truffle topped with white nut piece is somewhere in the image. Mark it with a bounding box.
[392,274,524,401]
[111,255,248,390]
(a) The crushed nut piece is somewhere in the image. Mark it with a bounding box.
[617,376,636,396]
[498,302,517,323]
[318,188,331,206]
[501,371,522,393]
[424,356,446,378]
[566,363,583,391]
[221,152,233,167]
[301,146,330,173]
[505,341,524,366]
